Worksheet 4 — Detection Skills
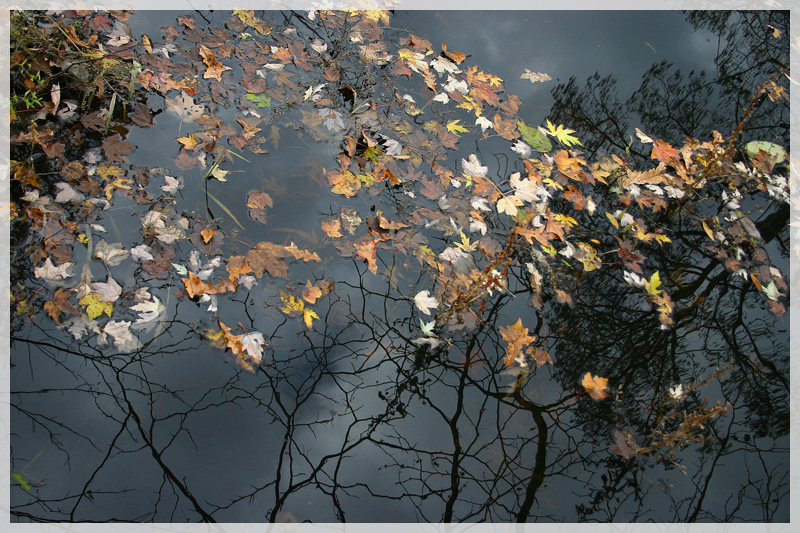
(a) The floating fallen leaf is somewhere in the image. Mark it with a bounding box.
[164,92,204,123]
[79,292,113,320]
[582,372,610,400]
[34,257,74,281]
[520,69,551,83]
[200,229,216,243]
[91,275,122,302]
[544,119,582,148]
[413,290,439,315]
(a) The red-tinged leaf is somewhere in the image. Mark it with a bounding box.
[302,280,323,304]
[420,178,445,200]
[43,288,82,324]
[651,139,681,163]
[353,237,378,274]
[174,149,197,171]
[553,150,586,181]
[563,186,586,210]
[610,429,637,459]
[218,320,244,356]
[469,84,501,108]
[246,191,273,209]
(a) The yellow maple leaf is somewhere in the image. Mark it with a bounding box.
[454,231,478,252]
[446,119,469,137]
[655,234,672,246]
[645,271,662,295]
[456,95,482,117]
[358,10,391,25]
[485,73,503,87]
[582,372,610,400]
[554,213,578,227]
[303,308,319,329]
[79,292,113,320]
[544,119,582,147]
[177,134,199,149]
[279,290,305,315]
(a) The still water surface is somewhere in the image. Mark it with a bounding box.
[9,9,789,523]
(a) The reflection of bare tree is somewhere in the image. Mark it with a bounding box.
[549,11,789,162]
[9,9,789,524]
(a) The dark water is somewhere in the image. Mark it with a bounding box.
[9,9,790,523]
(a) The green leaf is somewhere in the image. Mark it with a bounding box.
[744,141,787,163]
[516,120,552,152]
[245,93,271,108]
[12,473,31,491]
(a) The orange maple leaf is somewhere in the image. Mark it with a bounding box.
[650,139,681,164]
[182,271,218,299]
[199,45,232,82]
[498,318,536,368]
[581,372,610,400]
[218,320,244,355]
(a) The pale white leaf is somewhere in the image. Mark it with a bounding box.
[34,257,74,281]
[131,296,166,325]
[412,337,441,349]
[461,154,488,177]
[239,274,258,290]
[91,275,122,302]
[309,38,328,53]
[106,21,131,47]
[431,56,459,75]
[635,128,654,144]
[496,195,522,217]
[439,246,470,264]
[511,139,532,158]
[161,175,183,194]
[164,92,204,123]
[241,332,267,364]
[420,319,436,336]
[469,217,487,235]
[475,116,493,132]
[470,197,492,212]
[131,244,155,262]
[102,320,140,353]
[520,69,552,83]
[383,138,402,156]
[93,239,129,267]
[413,290,439,316]
[54,182,84,203]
